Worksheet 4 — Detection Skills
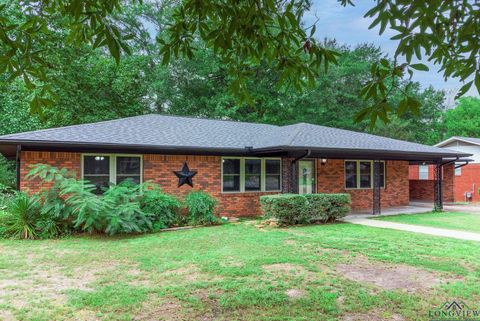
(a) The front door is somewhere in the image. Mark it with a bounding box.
[298,160,315,194]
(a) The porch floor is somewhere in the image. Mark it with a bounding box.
[347,202,433,219]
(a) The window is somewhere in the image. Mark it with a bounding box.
[455,164,462,176]
[265,159,281,191]
[345,160,385,189]
[419,165,429,180]
[83,155,110,194]
[82,154,142,194]
[222,158,281,192]
[245,159,261,191]
[222,159,241,192]
[117,157,141,184]
[345,161,357,188]
[359,161,372,188]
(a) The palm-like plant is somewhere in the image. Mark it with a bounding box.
[0,193,41,239]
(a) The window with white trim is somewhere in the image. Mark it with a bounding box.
[82,154,142,194]
[344,160,385,189]
[222,158,281,193]
[419,165,429,180]
[455,164,462,176]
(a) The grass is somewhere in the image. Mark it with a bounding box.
[0,221,479,320]
[373,211,480,233]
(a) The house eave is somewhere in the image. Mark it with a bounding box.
[0,140,472,161]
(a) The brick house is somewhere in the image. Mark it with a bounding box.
[410,136,477,203]
[0,115,469,216]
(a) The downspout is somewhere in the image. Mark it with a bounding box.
[16,145,21,191]
[291,149,311,193]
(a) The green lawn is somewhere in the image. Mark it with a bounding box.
[1,222,480,321]
[373,211,480,233]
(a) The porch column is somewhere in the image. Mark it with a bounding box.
[434,161,443,211]
[373,160,381,215]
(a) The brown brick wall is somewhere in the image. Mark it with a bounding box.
[143,154,278,217]
[316,159,410,210]
[20,151,81,193]
[409,180,434,201]
[20,151,412,216]
[408,163,455,203]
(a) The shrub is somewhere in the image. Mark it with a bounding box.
[0,156,15,189]
[102,181,157,235]
[260,194,309,225]
[305,194,350,223]
[0,192,41,239]
[140,187,182,230]
[184,191,218,225]
[260,193,351,225]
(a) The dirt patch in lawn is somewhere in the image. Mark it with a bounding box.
[262,263,307,275]
[134,295,184,321]
[285,288,306,299]
[162,265,224,283]
[335,256,447,292]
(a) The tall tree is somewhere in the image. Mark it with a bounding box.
[443,97,480,139]
[0,0,478,125]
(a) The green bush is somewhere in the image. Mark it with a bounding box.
[305,194,350,223]
[184,190,218,225]
[25,164,186,237]
[0,192,41,239]
[0,156,15,189]
[260,194,309,225]
[140,187,182,230]
[260,193,351,225]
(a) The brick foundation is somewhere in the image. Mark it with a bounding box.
[20,151,411,216]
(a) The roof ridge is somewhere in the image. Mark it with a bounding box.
[144,113,279,127]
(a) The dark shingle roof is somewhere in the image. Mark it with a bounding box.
[0,114,469,158]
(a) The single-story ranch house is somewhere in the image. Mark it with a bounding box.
[0,114,471,216]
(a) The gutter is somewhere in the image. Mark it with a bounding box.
[16,145,21,191]
[290,149,311,193]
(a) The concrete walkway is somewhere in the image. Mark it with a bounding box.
[343,217,480,242]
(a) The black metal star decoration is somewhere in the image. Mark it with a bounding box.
[174,162,197,187]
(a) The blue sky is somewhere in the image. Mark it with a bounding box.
[303,0,479,100]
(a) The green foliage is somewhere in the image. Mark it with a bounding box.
[26,164,186,237]
[140,187,182,231]
[0,155,15,188]
[443,97,480,139]
[1,0,477,126]
[102,181,155,235]
[260,194,309,225]
[0,192,41,239]
[304,194,351,223]
[341,0,480,123]
[260,193,351,225]
[184,190,218,226]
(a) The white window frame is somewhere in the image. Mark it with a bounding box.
[221,157,282,193]
[344,160,385,190]
[81,154,143,185]
[455,164,462,176]
[419,164,429,180]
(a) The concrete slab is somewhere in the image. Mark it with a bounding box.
[342,217,480,242]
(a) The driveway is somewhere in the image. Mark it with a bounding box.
[343,216,480,242]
